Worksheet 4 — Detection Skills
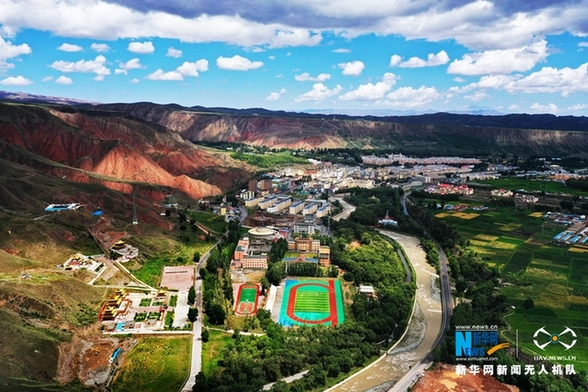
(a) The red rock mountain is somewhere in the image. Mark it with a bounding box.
[97,102,588,156]
[0,103,249,199]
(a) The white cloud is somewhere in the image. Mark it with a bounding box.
[391,50,450,68]
[269,29,322,48]
[269,56,275,60]
[130,78,139,83]
[464,91,490,102]
[453,77,465,83]
[338,60,364,76]
[91,43,110,52]
[266,88,286,101]
[389,54,402,67]
[117,58,143,74]
[177,60,209,76]
[339,73,397,101]
[530,102,558,113]
[383,86,442,107]
[166,47,182,58]
[0,75,32,85]
[294,83,343,102]
[58,43,82,52]
[0,37,31,69]
[578,42,588,48]
[128,41,155,54]
[448,39,549,75]
[55,75,73,85]
[216,55,263,71]
[504,63,588,95]
[146,59,208,80]
[146,69,183,81]
[294,72,331,82]
[50,55,110,79]
[333,48,351,53]
[568,103,588,111]
[42,76,53,82]
[508,104,520,110]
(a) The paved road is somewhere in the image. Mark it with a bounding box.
[331,197,356,221]
[181,234,224,391]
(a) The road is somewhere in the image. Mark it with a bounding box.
[182,234,224,392]
[331,196,356,221]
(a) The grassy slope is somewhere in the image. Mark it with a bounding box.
[111,337,191,392]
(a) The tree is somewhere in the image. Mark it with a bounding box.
[207,303,226,325]
[193,251,201,263]
[188,307,198,322]
[201,328,209,342]
[523,298,535,309]
[188,286,196,305]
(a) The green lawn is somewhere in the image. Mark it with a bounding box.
[202,330,232,376]
[111,337,191,392]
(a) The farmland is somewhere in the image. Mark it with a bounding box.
[435,204,588,370]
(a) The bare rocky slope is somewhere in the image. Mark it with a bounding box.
[96,102,588,156]
[0,103,251,200]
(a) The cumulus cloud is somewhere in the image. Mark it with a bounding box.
[0,37,31,69]
[115,58,143,74]
[390,50,449,68]
[448,39,549,75]
[530,102,558,113]
[333,48,350,53]
[294,83,343,102]
[91,43,110,52]
[42,76,53,82]
[58,43,82,52]
[266,88,286,101]
[453,77,465,82]
[166,47,182,58]
[504,63,588,95]
[294,72,331,82]
[1,0,588,52]
[146,59,209,80]
[339,73,397,101]
[269,29,322,48]
[383,86,442,107]
[128,41,155,54]
[389,54,402,67]
[55,75,73,84]
[338,60,364,76]
[50,55,110,80]
[177,60,209,76]
[464,91,490,102]
[579,42,588,48]
[216,55,263,70]
[0,75,32,85]
[568,103,588,111]
[146,69,183,81]
[130,78,139,83]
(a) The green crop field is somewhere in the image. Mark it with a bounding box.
[434,204,588,371]
[475,178,588,196]
[111,337,191,392]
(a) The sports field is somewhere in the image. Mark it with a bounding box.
[234,283,259,316]
[278,279,344,327]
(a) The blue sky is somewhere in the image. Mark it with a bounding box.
[0,0,587,115]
